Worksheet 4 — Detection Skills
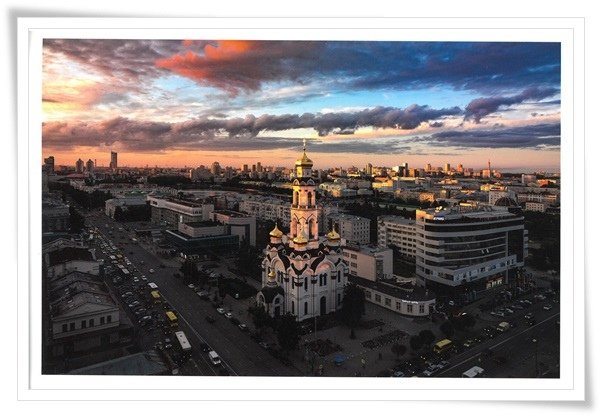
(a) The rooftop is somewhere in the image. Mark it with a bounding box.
[348,275,436,302]
[47,247,95,267]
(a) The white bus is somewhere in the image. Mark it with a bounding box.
[175,331,192,353]
[148,282,158,290]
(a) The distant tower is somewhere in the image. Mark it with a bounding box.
[75,158,84,173]
[110,151,118,170]
[86,159,94,173]
[44,156,55,173]
[488,159,491,173]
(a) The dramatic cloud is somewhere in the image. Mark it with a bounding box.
[43,105,462,151]
[414,122,560,149]
[464,87,559,123]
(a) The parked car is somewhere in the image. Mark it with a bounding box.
[216,308,225,314]
[543,304,553,311]
[149,268,155,273]
[524,312,534,320]
[238,323,248,331]
[224,312,233,319]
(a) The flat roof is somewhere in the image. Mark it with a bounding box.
[348,275,436,302]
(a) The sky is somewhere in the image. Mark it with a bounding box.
[41,40,561,172]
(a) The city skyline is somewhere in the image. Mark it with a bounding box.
[42,40,561,171]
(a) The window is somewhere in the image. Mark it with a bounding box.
[70,322,75,331]
[385,298,391,307]
[62,323,67,332]
[100,317,105,325]
[107,315,112,323]
[419,304,425,314]
[396,301,402,311]
[304,302,308,315]
[304,277,308,291]
[291,301,295,314]
[407,304,413,313]
[89,319,94,327]
[364,290,371,299]
[375,294,381,303]
[81,320,87,329]
[337,293,341,306]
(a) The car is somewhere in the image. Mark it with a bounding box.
[188,284,196,290]
[224,312,233,319]
[216,308,225,314]
[205,315,216,323]
[128,301,141,308]
[504,308,514,315]
[238,323,248,331]
[543,304,553,311]
[463,339,476,348]
[438,360,450,370]
[422,369,436,377]
[121,292,134,298]
[133,278,140,283]
[141,276,147,281]
[134,308,148,316]
[527,319,537,326]
[197,291,209,299]
[392,370,406,377]
[149,269,155,273]
[524,313,534,320]
[512,303,524,310]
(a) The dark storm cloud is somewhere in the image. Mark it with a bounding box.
[464,87,559,122]
[414,122,560,149]
[42,105,462,151]
[46,40,560,98]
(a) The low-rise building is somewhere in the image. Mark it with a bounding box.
[45,247,100,279]
[328,213,371,245]
[105,196,148,218]
[164,221,239,254]
[524,201,547,212]
[342,244,393,281]
[349,275,436,317]
[147,195,214,226]
[212,210,257,246]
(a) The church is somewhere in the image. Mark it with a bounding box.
[256,141,348,321]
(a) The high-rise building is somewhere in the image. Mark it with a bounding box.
[86,159,94,173]
[365,163,373,175]
[44,156,55,173]
[444,163,451,172]
[75,158,84,173]
[242,164,249,173]
[457,164,464,174]
[256,162,263,173]
[425,163,432,172]
[257,141,348,321]
[110,151,118,170]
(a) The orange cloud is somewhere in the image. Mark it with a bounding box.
[42,79,103,117]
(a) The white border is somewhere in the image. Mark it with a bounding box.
[17,17,584,401]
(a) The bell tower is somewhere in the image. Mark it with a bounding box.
[290,139,319,250]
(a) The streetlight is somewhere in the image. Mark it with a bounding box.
[532,338,538,377]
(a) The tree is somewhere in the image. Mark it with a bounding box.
[68,206,85,232]
[462,314,476,330]
[391,343,407,361]
[340,284,365,331]
[248,304,271,336]
[113,206,124,221]
[276,313,301,355]
[440,321,455,338]
[180,259,199,285]
[419,329,435,346]
[409,335,424,352]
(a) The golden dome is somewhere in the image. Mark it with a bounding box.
[293,233,308,245]
[268,269,276,279]
[269,224,283,238]
[326,229,341,240]
[295,151,313,167]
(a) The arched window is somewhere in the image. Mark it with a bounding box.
[291,301,295,314]
[294,191,299,206]
[304,302,308,315]
[307,192,313,207]
[304,277,308,291]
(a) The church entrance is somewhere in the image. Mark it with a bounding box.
[320,296,326,316]
[274,306,281,317]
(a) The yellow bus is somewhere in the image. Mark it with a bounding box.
[433,339,453,354]
[150,290,161,304]
[165,311,178,328]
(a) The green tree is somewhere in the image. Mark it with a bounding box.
[276,313,301,355]
[391,343,407,361]
[340,284,365,332]
[419,329,435,346]
[409,335,424,352]
[440,321,455,338]
[180,259,199,285]
[248,304,272,336]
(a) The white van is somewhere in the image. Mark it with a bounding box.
[462,366,484,378]
[208,351,221,366]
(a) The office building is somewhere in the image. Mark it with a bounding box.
[212,210,257,247]
[342,244,393,281]
[414,206,528,296]
[377,215,417,258]
[75,158,84,173]
[44,156,55,173]
[86,159,94,173]
[147,195,214,226]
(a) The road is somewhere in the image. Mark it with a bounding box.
[84,208,301,377]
